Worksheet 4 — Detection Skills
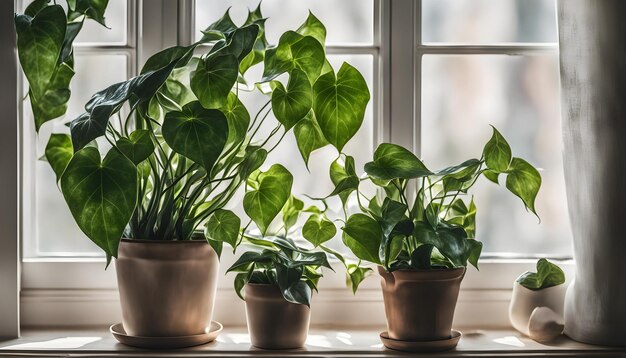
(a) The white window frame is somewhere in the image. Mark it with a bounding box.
[5,0,574,332]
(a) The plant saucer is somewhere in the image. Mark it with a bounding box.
[380,330,461,352]
[110,321,223,349]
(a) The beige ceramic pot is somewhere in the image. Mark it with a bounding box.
[115,238,219,337]
[244,283,310,349]
[379,266,465,341]
[509,282,566,339]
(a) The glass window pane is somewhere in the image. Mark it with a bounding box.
[422,0,557,44]
[421,55,571,256]
[195,0,374,45]
[74,0,128,45]
[31,55,128,256]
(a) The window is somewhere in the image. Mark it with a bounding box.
[15,0,571,329]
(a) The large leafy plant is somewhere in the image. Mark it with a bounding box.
[15,2,371,265]
[333,127,542,290]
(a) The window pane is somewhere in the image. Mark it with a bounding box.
[30,55,128,256]
[74,0,128,45]
[195,0,374,45]
[421,55,571,256]
[422,0,557,44]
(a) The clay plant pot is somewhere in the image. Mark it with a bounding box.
[115,238,219,337]
[378,266,465,341]
[244,283,310,349]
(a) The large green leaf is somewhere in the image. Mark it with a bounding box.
[302,214,336,247]
[365,143,433,180]
[238,147,267,180]
[30,62,74,130]
[59,21,82,64]
[262,32,325,83]
[296,11,326,46]
[413,221,476,267]
[239,5,268,74]
[162,101,229,174]
[342,213,382,265]
[243,164,293,234]
[191,52,238,109]
[483,126,512,172]
[15,5,65,100]
[205,209,241,251]
[516,258,565,290]
[45,133,73,181]
[115,129,154,165]
[219,24,259,62]
[221,92,250,147]
[271,69,312,130]
[505,157,541,217]
[60,147,137,258]
[312,62,370,151]
[277,263,311,306]
[24,0,51,17]
[293,110,328,166]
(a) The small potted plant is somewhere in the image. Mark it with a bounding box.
[510,258,566,341]
[15,1,370,348]
[333,127,542,352]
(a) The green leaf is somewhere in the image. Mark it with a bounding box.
[205,209,241,251]
[221,92,250,147]
[516,258,565,290]
[202,8,237,35]
[227,251,274,273]
[60,147,137,258]
[413,221,472,267]
[294,251,332,269]
[68,0,109,27]
[282,195,304,232]
[313,62,370,152]
[328,155,359,200]
[207,239,223,258]
[59,21,82,64]
[262,32,325,83]
[238,147,268,180]
[505,157,542,217]
[410,244,434,270]
[234,271,251,300]
[15,5,65,100]
[342,213,383,265]
[24,0,51,17]
[45,133,73,181]
[191,52,238,109]
[302,214,336,247]
[271,69,312,130]
[483,169,500,184]
[467,239,483,269]
[280,276,311,306]
[162,101,229,174]
[296,11,326,46]
[293,110,328,166]
[115,129,154,165]
[239,5,268,74]
[365,143,433,180]
[30,62,75,130]
[346,264,372,294]
[243,164,293,234]
[220,24,259,62]
[483,126,512,172]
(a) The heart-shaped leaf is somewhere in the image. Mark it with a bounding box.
[328,155,359,205]
[516,258,565,290]
[413,221,474,267]
[60,147,137,258]
[239,5,268,74]
[162,101,229,174]
[282,195,304,232]
[505,157,541,217]
[67,0,109,27]
[483,126,512,172]
[262,32,325,83]
[243,164,293,234]
[238,147,268,180]
[342,213,383,265]
[191,52,238,109]
[271,68,312,130]
[296,11,326,46]
[205,209,241,251]
[116,129,154,165]
[222,92,250,147]
[365,143,433,180]
[293,110,328,166]
[313,62,370,152]
[45,133,73,181]
[302,214,336,247]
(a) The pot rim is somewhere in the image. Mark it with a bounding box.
[513,280,566,293]
[120,238,208,244]
[378,265,466,281]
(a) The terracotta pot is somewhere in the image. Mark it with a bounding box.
[378,266,465,341]
[509,282,566,337]
[244,283,310,349]
[115,238,219,337]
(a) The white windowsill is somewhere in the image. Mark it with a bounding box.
[0,327,622,357]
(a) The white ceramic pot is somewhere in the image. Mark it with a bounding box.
[509,282,566,339]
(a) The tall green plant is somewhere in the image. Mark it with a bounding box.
[334,127,542,290]
[16,3,371,266]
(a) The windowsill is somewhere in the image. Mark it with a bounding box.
[0,327,622,357]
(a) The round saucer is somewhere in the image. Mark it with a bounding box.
[110,321,223,349]
[380,330,461,352]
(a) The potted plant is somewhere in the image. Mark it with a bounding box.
[15,1,370,347]
[333,127,542,351]
[510,258,566,341]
